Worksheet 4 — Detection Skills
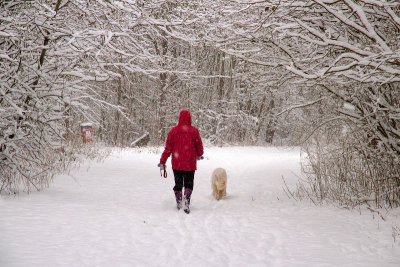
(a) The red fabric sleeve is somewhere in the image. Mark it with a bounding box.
[194,129,204,157]
[160,129,173,164]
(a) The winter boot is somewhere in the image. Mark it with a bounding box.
[174,190,182,210]
[183,188,192,214]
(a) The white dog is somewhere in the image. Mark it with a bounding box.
[211,167,227,200]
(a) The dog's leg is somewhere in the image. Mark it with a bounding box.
[212,184,218,199]
[217,190,222,200]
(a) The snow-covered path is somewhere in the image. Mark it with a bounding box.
[1,147,399,267]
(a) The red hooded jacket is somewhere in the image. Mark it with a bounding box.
[160,110,204,171]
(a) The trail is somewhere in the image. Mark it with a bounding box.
[0,147,399,267]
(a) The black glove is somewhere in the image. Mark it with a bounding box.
[157,163,165,171]
[158,163,167,178]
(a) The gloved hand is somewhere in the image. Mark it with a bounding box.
[197,156,204,160]
[157,163,165,170]
[158,163,167,178]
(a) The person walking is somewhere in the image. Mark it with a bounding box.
[158,110,204,214]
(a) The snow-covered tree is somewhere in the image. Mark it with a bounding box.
[270,0,400,206]
[199,0,400,206]
[0,0,147,192]
[2,0,398,206]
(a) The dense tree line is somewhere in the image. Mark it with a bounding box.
[1,0,399,207]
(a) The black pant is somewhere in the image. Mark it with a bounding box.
[173,170,194,191]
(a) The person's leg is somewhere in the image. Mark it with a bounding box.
[173,170,184,191]
[183,171,195,213]
[183,171,194,190]
[173,170,184,210]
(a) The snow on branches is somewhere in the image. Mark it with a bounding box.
[0,0,161,192]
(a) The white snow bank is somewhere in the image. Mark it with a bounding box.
[0,147,399,267]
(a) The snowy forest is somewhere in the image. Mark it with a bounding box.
[1,0,399,208]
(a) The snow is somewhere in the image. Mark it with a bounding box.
[1,146,399,267]
[80,122,93,127]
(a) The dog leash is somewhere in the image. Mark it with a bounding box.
[160,165,167,178]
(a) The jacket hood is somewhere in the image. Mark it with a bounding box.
[178,110,192,126]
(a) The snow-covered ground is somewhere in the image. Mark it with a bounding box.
[1,147,399,267]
